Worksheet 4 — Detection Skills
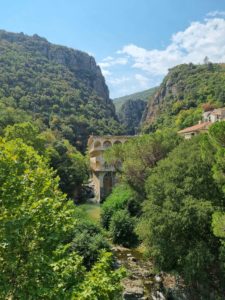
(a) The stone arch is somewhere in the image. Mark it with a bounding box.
[114,140,122,145]
[103,140,112,149]
[103,172,113,199]
[94,140,101,148]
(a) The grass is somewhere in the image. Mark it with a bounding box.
[77,203,101,223]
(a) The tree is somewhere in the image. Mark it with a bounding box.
[4,122,89,199]
[0,138,125,299]
[4,121,46,154]
[105,130,180,195]
[73,251,126,300]
[71,219,110,269]
[0,138,85,298]
[101,184,138,229]
[46,139,88,198]
[109,210,138,247]
[137,136,225,292]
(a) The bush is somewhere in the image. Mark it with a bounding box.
[109,210,138,247]
[101,184,139,229]
[72,219,110,269]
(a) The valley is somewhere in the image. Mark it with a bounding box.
[0,29,225,300]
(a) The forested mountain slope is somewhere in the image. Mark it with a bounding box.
[113,87,157,112]
[118,99,147,134]
[142,63,225,132]
[113,87,157,134]
[0,30,122,151]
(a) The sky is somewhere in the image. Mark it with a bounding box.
[0,0,225,98]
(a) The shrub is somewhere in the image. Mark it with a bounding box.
[101,184,139,229]
[72,219,110,269]
[109,210,138,247]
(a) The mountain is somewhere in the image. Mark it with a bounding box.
[142,63,225,132]
[0,30,122,151]
[113,87,157,112]
[113,87,157,134]
[118,99,147,135]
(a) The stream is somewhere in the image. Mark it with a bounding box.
[113,245,165,300]
[79,203,187,300]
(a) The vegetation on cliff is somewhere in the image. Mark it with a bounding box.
[113,87,157,112]
[0,30,123,152]
[142,63,225,132]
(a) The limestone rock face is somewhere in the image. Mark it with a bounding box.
[142,63,225,131]
[0,30,110,104]
[118,99,147,135]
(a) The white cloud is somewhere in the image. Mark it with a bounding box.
[102,56,114,62]
[98,13,225,98]
[98,57,128,69]
[108,76,130,86]
[134,74,150,89]
[207,11,225,18]
[101,69,112,77]
[120,17,225,76]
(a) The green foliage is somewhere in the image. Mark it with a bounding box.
[101,184,138,229]
[3,122,88,198]
[175,107,202,129]
[137,136,225,290]
[0,138,84,298]
[72,218,110,269]
[109,210,138,247]
[105,130,180,194]
[4,121,46,154]
[46,139,88,198]
[73,251,126,300]
[0,30,123,152]
[208,122,225,192]
[113,87,158,112]
[143,63,225,132]
[0,138,125,299]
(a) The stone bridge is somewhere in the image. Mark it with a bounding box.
[88,135,131,202]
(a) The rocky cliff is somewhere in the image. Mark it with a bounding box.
[118,99,147,135]
[0,30,122,150]
[0,30,110,103]
[142,63,225,132]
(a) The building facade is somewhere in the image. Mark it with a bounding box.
[178,108,225,139]
[88,135,130,202]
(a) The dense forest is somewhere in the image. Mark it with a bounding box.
[103,125,225,298]
[0,31,126,299]
[0,30,123,152]
[0,30,125,198]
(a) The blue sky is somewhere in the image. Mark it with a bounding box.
[0,0,225,98]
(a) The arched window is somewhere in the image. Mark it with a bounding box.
[103,140,112,149]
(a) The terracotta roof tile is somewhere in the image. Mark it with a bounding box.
[178,122,211,134]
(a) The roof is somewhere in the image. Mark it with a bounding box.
[210,108,225,116]
[178,122,211,134]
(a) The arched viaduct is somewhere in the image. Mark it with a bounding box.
[88,135,131,202]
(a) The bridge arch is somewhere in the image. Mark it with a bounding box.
[103,140,112,149]
[114,140,122,145]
